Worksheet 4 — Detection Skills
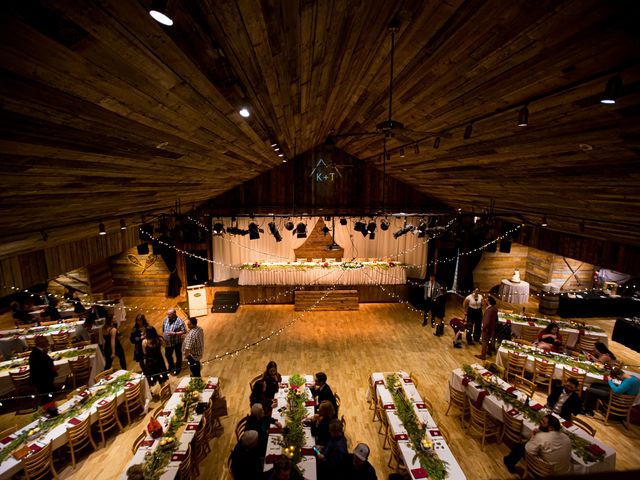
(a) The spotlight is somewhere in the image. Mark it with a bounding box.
[321,226,330,236]
[248,223,262,240]
[212,222,225,235]
[149,0,174,26]
[268,222,282,242]
[98,223,106,236]
[340,218,347,226]
[380,219,390,231]
[227,226,249,236]
[120,219,127,230]
[354,221,366,232]
[464,124,473,139]
[541,215,548,227]
[239,107,250,118]
[367,221,377,234]
[433,137,441,149]
[393,223,414,239]
[324,216,332,221]
[271,141,278,147]
[601,74,622,104]
[517,105,529,127]
[369,231,376,240]
[284,221,294,231]
[417,221,428,238]
[295,222,307,238]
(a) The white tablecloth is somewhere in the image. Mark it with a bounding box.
[27,300,125,325]
[0,370,150,480]
[0,344,105,397]
[449,365,615,474]
[499,279,530,305]
[239,262,406,286]
[371,372,466,480]
[123,376,219,480]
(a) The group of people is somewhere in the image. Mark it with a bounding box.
[232,363,377,480]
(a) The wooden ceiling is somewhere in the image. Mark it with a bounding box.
[1,0,639,258]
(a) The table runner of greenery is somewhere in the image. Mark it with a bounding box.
[0,346,97,373]
[461,365,604,463]
[0,324,77,340]
[499,313,603,333]
[278,374,310,467]
[142,377,205,479]
[0,371,134,463]
[499,340,611,374]
[385,374,448,480]
[240,260,402,271]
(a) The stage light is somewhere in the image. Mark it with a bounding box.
[295,223,307,238]
[369,231,376,240]
[149,0,174,26]
[541,215,548,227]
[212,222,225,235]
[284,221,295,231]
[321,226,330,236]
[268,222,282,242]
[399,148,405,158]
[248,222,261,240]
[367,221,377,234]
[340,218,347,226]
[380,219,390,231]
[227,226,249,236]
[98,223,106,236]
[517,105,529,127]
[417,221,428,238]
[393,223,414,239]
[354,221,366,232]
[601,74,622,104]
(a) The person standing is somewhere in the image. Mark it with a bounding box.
[475,296,498,360]
[182,317,204,377]
[142,326,168,386]
[130,313,148,372]
[102,316,127,370]
[29,336,58,415]
[433,286,447,336]
[463,287,483,344]
[422,272,441,327]
[162,308,186,375]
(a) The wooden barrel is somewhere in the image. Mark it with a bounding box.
[539,292,559,315]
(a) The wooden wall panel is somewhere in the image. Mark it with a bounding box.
[110,247,170,296]
[525,248,553,293]
[472,243,529,293]
[549,256,594,291]
[87,259,114,294]
[293,219,344,261]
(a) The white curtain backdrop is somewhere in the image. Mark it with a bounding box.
[212,217,427,282]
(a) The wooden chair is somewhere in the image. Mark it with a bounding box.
[377,403,391,449]
[521,326,539,343]
[25,336,39,349]
[248,373,262,392]
[577,334,599,353]
[506,352,527,382]
[21,441,58,480]
[235,415,249,441]
[368,381,380,419]
[66,416,97,467]
[561,368,586,397]
[40,320,62,327]
[159,383,172,404]
[14,351,32,359]
[483,360,506,380]
[532,359,556,395]
[438,423,450,443]
[408,373,420,389]
[386,431,406,472]
[596,391,635,429]
[69,356,92,389]
[51,332,72,351]
[152,405,166,419]
[131,430,147,454]
[499,407,525,445]
[73,340,91,347]
[513,338,533,347]
[572,416,597,437]
[177,444,192,480]
[513,375,536,398]
[94,368,114,383]
[334,391,341,412]
[523,451,554,478]
[94,397,123,446]
[122,381,145,425]
[467,399,500,450]
[191,417,210,476]
[445,383,469,427]
[66,387,86,400]
[559,333,570,353]
[9,369,37,414]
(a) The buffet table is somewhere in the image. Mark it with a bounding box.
[558,292,640,318]
[612,318,640,352]
[372,371,466,480]
[239,261,406,286]
[0,370,150,480]
[498,313,608,348]
[123,376,219,480]
[498,279,530,305]
[0,344,105,396]
[450,365,615,474]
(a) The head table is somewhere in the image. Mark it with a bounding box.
[449,364,615,474]
[371,371,466,480]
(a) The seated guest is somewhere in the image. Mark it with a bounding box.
[245,403,281,452]
[317,418,348,480]
[29,336,58,416]
[230,430,263,480]
[503,414,572,474]
[250,379,275,414]
[312,371,338,413]
[74,317,96,343]
[86,304,108,322]
[264,455,304,480]
[262,360,282,399]
[583,367,640,416]
[72,291,86,314]
[42,297,62,322]
[546,378,581,421]
[586,342,617,365]
[307,400,337,447]
[63,286,75,301]
[11,300,33,325]
[340,443,377,480]
[536,323,562,351]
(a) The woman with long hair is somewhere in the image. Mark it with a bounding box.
[536,323,562,352]
[262,360,282,399]
[102,316,127,370]
[130,314,149,372]
[142,326,168,385]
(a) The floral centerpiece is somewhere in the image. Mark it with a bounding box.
[278,374,309,467]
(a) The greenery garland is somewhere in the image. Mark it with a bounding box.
[279,373,309,467]
[500,313,603,333]
[385,374,448,480]
[240,261,402,271]
[0,347,97,373]
[461,365,604,463]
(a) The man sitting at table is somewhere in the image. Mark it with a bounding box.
[583,367,640,416]
[312,371,338,413]
[547,378,582,421]
[503,414,572,474]
[339,443,377,480]
[245,403,282,452]
[230,430,263,480]
[264,455,304,480]
[29,336,58,416]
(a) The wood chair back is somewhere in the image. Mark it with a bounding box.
[597,391,635,429]
[334,391,341,412]
[506,352,527,381]
[25,336,38,349]
[248,373,263,392]
[524,451,555,478]
[94,368,114,383]
[51,332,71,351]
[513,375,536,398]
[577,334,599,353]
[467,399,500,449]
[21,441,58,480]
[532,359,556,395]
[193,417,210,469]
[386,431,406,471]
[513,338,533,347]
[437,423,450,443]
[131,430,147,454]
[66,416,97,467]
[521,326,539,343]
[74,340,91,347]
[40,320,62,327]
[9,369,38,413]
[0,425,17,438]
[14,351,32,359]
[69,356,92,389]
[152,405,166,419]
[95,397,123,445]
[446,383,469,427]
[561,368,586,396]
[235,415,249,441]
[571,416,597,437]
[159,383,172,404]
[123,381,144,425]
[500,407,524,445]
[177,444,192,480]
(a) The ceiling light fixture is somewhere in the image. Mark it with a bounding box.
[517,105,529,127]
[239,108,250,118]
[541,215,548,227]
[433,137,441,149]
[271,142,278,147]
[340,218,347,226]
[399,148,405,158]
[278,153,284,157]
[212,222,225,235]
[149,0,174,26]
[268,222,282,242]
[464,124,473,139]
[98,223,106,236]
[284,220,294,231]
[120,219,127,230]
[393,222,414,239]
[380,219,390,231]
[295,222,307,238]
[601,74,622,104]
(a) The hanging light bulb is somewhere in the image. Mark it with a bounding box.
[517,105,529,127]
[601,74,622,104]
[149,0,174,26]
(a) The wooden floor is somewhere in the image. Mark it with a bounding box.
[1,294,640,479]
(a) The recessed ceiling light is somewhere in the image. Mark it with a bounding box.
[239,108,250,118]
[149,1,174,26]
[278,153,284,157]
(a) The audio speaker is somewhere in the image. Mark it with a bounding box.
[499,239,512,253]
[136,243,149,255]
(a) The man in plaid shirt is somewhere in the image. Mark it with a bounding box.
[162,308,186,375]
[183,317,204,377]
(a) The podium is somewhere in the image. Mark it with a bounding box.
[186,284,208,317]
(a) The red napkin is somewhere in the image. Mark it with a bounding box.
[205,383,217,389]
[530,403,543,411]
[461,377,470,387]
[383,404,395,410]
[482,371,493,377]
[76,345,85,350]
[579,329,585,335]
[403,378,413,384]
[587,444,605,456]
[68,417,81,426]
[125,382,135,388]
[79,391,88,397]
[301,447,314,455]
[98,399,109,406]
[475,391,489,408]
[411,467,428,478]
[562,421,573,428]
[265,454,280,464]
[571,367,579,373]
[105,375,113,381]
[18,366,28,373]
[375,379,384,385]
[305,400,316,407]
[394,433,408,440]
[171,452,186,461]
[175,387,186,392]
[506,386,516,394]
[429,429,442,437]
[416,403,427,409]
[506,319,512,324]
[528,321,535,326]
[268,427,282,434]
[185,423,199,431]
[279,383,288,388]
[29,444,42,453]
[0,436,14,445]
[158,411,170,417]
[140,439,154,448]
[508,408,519,417]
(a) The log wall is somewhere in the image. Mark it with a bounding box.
[110,247,171,296]
[472,243,529,294]
[293,219,344,261]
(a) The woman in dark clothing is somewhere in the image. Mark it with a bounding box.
[249,379,273,413]
[142,326,168,386]
[130,314,148,372]
[262,360,282,399]
[308,400,337,447]
[102,316,126,370]
[42,297,62,322]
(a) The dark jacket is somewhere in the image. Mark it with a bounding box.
[29,347,55,395]
[547,385,582,421]
[86,305,108,322]
[341,454,378,480]
[245,415,277,451]
[230,441,263,480]
[314,383,338,413]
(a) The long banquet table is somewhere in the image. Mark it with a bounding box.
[123,376,219,480]
[449,364,615,474]
[0,370,150,480]
[264,374,316,480]
[27,299,126,325]
[372,371,466,480]
[558,292,640,318]
[239,261,406,286]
